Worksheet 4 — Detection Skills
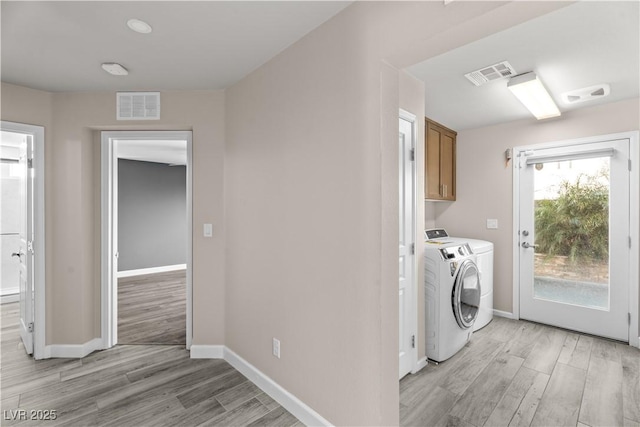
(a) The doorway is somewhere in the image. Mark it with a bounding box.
[514,134,637,342]
[101,131,193,349]
[0,121,45,359]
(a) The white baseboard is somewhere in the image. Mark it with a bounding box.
[190,344,224,359]
[45,338,104,359]
[412,357,428,373]
[224,347,332,427]
[493,309,516,319]
[190,345,331,426]
[117,264,186,278]
[1,294,19,304]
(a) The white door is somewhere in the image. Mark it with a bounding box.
[399,112,416,379]
[517,138,630,341]
[16,134,35,354]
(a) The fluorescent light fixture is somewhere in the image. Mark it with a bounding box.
[507,72,560,120]
[127,18,152,34]
[101,63,129,76]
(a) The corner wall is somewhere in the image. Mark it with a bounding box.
[224,1,570,424]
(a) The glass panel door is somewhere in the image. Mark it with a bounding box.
[518,139,630,341]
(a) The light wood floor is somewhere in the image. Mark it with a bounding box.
[118,270,186,345]
[1,303,301,427]
[400,316,640,427]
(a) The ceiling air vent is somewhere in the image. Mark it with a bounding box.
[117,92,160,120]
[561,84,610,105]
[464,61,517,86]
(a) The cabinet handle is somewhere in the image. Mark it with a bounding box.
[443,184,447,198]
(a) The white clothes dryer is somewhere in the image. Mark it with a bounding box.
[425,229,494,331]
[424,240,481,362]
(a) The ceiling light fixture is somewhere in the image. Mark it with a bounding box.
[507,72,560,120]
[101,63,129,76]
[127,18,152,34]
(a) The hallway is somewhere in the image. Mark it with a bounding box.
[1,303,301,427]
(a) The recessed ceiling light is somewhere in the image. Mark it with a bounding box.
[102,63,129,76]
[127,18,152,34]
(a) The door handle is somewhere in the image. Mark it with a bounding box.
[11,252,23,259]
[521,242,538,249]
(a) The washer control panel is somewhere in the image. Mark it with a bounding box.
[425,228,449,240]
[438,244,472,260]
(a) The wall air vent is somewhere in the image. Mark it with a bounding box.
[464,61,517,86]
[117,92,160,120]
[561,84,610,105]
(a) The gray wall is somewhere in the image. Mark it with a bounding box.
[118,159,186,271]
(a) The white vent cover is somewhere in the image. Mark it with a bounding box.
[464,61,517,86]
[117,92,160,120]
[561,84,610,105]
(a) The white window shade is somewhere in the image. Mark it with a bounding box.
[525,147,615,165]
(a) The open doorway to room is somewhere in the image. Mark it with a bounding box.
[101,131,192,349]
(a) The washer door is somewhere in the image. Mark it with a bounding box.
[452,260,481,329]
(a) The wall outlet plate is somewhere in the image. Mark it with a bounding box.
[272,338,280,359]
[487,219,498,229]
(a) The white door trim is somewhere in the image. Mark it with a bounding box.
[1,121,46,359]
[399,109,420,373]
[512,131,639,348]
[101,131,193,350]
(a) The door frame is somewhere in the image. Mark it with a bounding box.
[512,131,639,348]
[101,131,193,349]
[399,109,420,374]
[1,121,46,359]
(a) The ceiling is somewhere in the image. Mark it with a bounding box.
[117,140,187,166]
[407,1,640,131]
[2,1,637,131]
[1,1,351,92]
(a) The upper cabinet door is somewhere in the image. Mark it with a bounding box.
[425,118,457,201]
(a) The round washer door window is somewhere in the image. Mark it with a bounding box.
[452,260,481,329]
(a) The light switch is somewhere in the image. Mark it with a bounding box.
[203,223,213,237]
[487,219,498,229]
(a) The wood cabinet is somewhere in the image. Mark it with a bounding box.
[425,118,456,201]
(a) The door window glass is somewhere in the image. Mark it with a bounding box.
[533,156,610,310]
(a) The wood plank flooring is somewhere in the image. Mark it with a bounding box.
[0,303,301,427]
[118,270,186,345]
[400,316,640,427]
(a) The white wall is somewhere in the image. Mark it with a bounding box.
[1,156,21,296]
[1,84,227,346]
[433,97,640,314]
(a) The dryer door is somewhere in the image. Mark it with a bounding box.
[452,260,481,329]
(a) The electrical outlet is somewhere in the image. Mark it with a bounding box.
[272,338,280,359]
[487,219,498,229]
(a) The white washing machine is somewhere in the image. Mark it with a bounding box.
[425,229,494,331]
[424,239,481,362]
